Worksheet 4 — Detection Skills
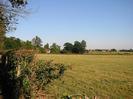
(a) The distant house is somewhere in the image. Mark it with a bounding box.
[45,49,50,54]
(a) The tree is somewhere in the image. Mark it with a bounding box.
[44,43,49,49]
[72,40,87,54]
[0,0,28,50]
[81,40,87,53]
[72,41,83,54]
[81,40,86,49]
[50,43,60,54]
[44,43,50,53]
[22,40,33,49]
[129,49,133,52]
[32,36,42,48]
[4,37,22,50]
[0,1,29,99]
[63,42,73,53]
[110,49,117,52]
[0,0,28,31]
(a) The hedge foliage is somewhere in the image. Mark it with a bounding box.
[35,60,67,87]
[0,50,68,99]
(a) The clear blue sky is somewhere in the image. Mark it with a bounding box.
[7,0,133,49]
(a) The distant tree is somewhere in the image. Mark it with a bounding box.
[44,43,50,53]
[81,40,86,48]
[129,49,133,52]
[22,40,33,49]
[95,49,103,52]
[4,37,22,50]
[81,40,87,53]
[62,40,87,54]
[38,47,45,53]
[119,49,133,52]
[44,43,49,49]
[32,36,42,48]
[63,42,73,53]
[72,41,83,54]
[110,49,117,52]
[50,43,60,54]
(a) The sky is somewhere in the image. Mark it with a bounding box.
[6,0,133,49]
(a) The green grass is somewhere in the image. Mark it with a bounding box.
[37,54,133,99]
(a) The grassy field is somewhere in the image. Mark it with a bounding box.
[37,54,133,99]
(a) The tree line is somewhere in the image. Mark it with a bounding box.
[4,36,133,54]
[3,36,87,54]
[89,49,133,52]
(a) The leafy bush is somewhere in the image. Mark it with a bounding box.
[34,60,67,87]
[0,50,34,99]
[0,50,68,99]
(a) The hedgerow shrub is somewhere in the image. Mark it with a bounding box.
[34,60,67,87]
[0,50,34,99]
[0,49,68,99]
